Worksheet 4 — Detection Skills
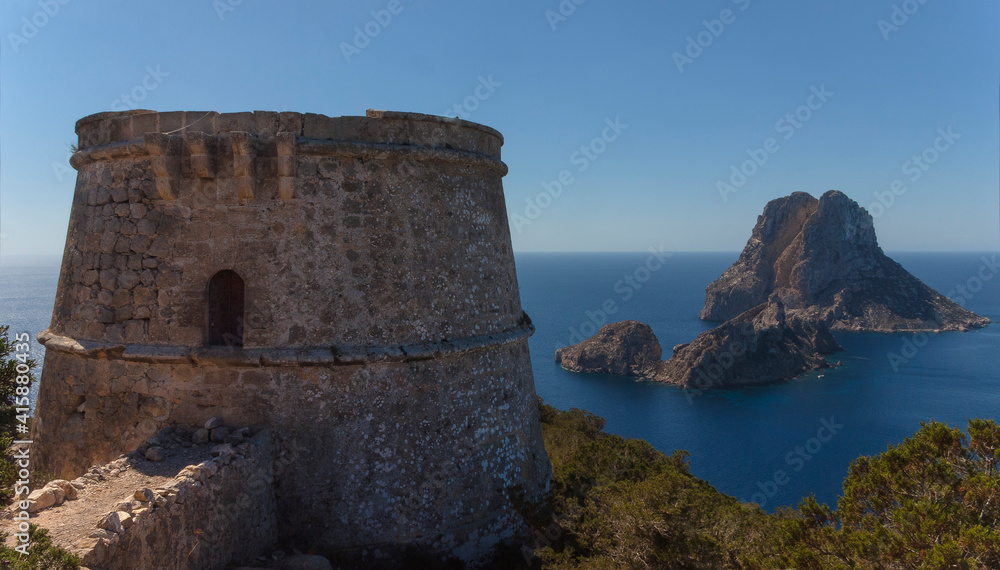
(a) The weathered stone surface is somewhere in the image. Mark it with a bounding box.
[134,487,154,502]
[35,431,279,570]
[556,304,841,389]
[554,320,662,376]
[192,428,210,444]
[31,109,551,567]
[701,190,990,332]
[277,554,334,570]
[99,511,126,533]
[211,443,236,462]
[650,299,842,389]
[118,511,133,529]
[145,446,165,461]
[27,488,57,512]
[51,479,79,501]
[210,426,229,442]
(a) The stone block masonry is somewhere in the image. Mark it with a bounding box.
[30,109,552,566]
[83,429,277,569]
[4,426,276,570]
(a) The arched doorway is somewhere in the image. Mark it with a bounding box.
[207,270,244,347]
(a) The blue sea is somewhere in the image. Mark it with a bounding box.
[516,251,1000,511]
[1,252,998,512]
[0,255,61,407]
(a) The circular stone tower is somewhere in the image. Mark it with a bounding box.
[32,109,551,562]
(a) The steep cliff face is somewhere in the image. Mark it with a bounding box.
[699,192,819,322]
[555,307,840,389]
[701,190,989,332]
[650,299,841,388]
[555,321,662,376]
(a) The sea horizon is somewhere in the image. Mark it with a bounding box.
[2,250,997,512]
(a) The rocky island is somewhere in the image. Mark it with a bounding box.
[555,300,841,389]
[649,298,841,388]
[701,190,990,332]
[556,190,988,389]
[554,321,662,377]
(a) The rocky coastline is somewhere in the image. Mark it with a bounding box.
[555,190,988,389]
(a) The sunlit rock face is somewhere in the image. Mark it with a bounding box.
[701,190,989,332]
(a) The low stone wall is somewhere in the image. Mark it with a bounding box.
[78,429,277,569]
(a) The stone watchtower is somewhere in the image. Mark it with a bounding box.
[32,109,551,562]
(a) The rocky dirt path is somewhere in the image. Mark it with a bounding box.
[2,435,216,560]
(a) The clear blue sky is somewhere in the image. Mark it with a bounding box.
[1,0,997,256]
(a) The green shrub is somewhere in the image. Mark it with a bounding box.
[532,399,1000,569]
[0,325,36,504]
[0,525,81,569]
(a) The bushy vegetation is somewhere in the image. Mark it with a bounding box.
[0,525,80,570]
[0,325,35,505]
[529,399,1000,569]
[0,321,994,569]
[0,326,80,569]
